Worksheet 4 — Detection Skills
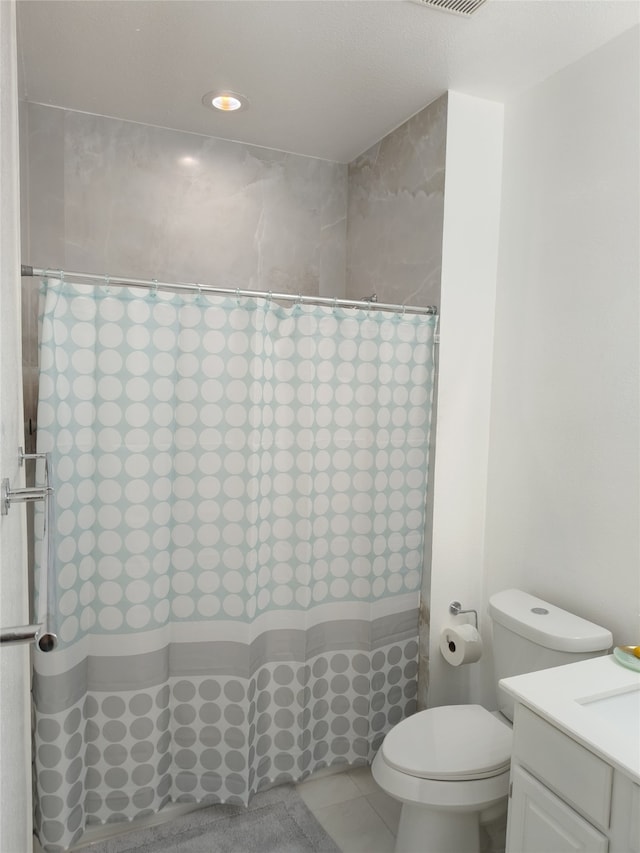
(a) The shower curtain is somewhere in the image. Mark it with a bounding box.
[32,277,436,852]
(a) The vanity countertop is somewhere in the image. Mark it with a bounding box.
[500,654,640,783]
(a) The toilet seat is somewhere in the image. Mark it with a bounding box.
[380,704,512,781]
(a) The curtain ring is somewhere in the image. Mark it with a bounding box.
[150,279,158,298]
[236,288,240,305]
[104,274,111,294]
[267,290,272,303]
[195,283,202,301]
[332,297,337,313]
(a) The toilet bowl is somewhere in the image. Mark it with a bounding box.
[372,704,512,853]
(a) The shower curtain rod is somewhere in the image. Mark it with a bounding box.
[21,266,438,317]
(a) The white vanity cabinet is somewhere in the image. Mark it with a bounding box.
[508,765,608,852]
[506,704,640,853]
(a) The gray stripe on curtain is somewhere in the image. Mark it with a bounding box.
[34,610,419,713]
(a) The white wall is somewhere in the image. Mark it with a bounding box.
[427,92,504,709]
[485,27,640,660]
[0,2,33,851]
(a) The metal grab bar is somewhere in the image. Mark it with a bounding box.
[2,486,51,508]
[0,624,43,645]
[1,449,58,652]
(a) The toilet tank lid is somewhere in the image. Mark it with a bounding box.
[488,589,612,652]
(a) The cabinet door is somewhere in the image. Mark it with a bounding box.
[507,766,609,853]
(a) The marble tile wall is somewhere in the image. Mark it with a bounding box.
[346,95,447,708]
[346,94,447,310]
[23,103,348,291]
[20,102,348,432]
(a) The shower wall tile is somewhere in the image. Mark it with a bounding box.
[346,94,447,309]
[20,100,348,470]
[346,94,447,709]
[23,104,66,272]
[23,103,347,296]
[20,103,65,378]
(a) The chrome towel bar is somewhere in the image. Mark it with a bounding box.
[1,449,57,652]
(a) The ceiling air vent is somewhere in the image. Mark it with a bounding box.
[410,0,488,17]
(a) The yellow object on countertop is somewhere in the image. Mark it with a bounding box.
[619,645,640,658]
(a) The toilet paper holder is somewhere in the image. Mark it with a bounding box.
[449,601,478,630]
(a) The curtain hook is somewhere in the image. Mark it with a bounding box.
[150,279,158,298]
[236,288,240,305]
[332,297,338,314]
[104,274,111,294]
[267,290,272,303]
[195,282,202,301]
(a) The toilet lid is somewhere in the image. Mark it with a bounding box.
[380,705,512,781]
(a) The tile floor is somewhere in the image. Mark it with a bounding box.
[296,765,401,853]
[35,764,507,852]
[35,765,397,853]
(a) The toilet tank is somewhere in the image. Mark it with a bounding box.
[488,589,612,721]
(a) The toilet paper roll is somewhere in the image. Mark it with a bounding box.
[439,624,483,666]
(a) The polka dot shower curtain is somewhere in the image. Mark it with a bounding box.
[33,277,436,852]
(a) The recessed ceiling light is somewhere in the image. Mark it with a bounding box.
[202,91,248,113]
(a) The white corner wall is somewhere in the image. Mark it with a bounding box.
[485,26,640,657]
[427,92,504,709]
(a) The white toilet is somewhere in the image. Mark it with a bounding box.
[371,589,612,853]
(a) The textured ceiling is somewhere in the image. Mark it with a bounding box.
[16,0,640,163]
